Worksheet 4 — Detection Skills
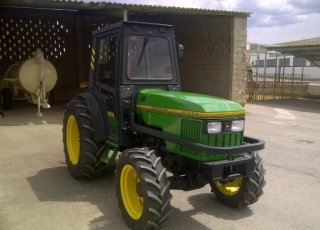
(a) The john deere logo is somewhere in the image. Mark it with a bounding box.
[224,122,231,131]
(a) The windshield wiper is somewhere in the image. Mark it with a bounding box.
[138,31,152,66]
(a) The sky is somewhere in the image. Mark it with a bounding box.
[83,0,320,45]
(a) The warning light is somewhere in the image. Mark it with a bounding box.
[130,36,137,41]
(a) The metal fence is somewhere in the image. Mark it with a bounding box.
[245,72,311,101]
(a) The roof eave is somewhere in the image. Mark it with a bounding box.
[0,0,252,17]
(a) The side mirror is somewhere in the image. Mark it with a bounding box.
[177,44,184,58]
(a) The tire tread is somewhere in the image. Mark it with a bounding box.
[62,98,106,179]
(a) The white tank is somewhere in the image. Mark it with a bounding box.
[6,57,57,94]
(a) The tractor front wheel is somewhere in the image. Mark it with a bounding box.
[210,151,266,207]
[62,98,106,179]
[115,148,172,229]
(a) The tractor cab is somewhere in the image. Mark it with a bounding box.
[88,21,182,147]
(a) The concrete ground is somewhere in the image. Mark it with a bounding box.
[0,99,320,230]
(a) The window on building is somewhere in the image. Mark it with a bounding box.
[257,60,264,67]
[293,57,306,67]
[279,58,290,67]
[266,59,276,67]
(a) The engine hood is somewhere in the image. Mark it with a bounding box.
[136,89,245,119]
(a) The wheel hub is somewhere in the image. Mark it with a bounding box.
[66,115,80,165]
[120,165,144,220]
[215,178,242,196]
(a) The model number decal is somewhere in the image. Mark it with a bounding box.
[182,110,200,117]
[151,107,168,113]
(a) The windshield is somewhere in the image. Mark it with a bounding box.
[127,35,173,80]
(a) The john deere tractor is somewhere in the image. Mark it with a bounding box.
[63,21,266,229]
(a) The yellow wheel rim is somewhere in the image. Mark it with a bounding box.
[67,115,80,165]
[120,165,143,220]
[215,178,242,196]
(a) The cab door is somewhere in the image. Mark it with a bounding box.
[95,32,119,141]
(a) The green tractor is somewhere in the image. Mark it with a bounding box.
[62,21,266,229]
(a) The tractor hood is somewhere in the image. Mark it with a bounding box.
[136,89,245,119]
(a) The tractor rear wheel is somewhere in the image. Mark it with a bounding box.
[63,98,106,179]
[115,148,172,229]
[210,151,266,207]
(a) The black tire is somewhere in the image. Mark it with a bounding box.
[210,151,266,207]
[62,98,106,179]
[1,88,12,110]
[115,148,172,229]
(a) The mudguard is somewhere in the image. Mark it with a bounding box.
[78,91,108,142]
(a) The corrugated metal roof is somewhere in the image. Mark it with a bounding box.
[0,0,252,17]
[275,37,320,46]
[246,38,320,53]
[266,44,320,49]
[265,44,320,67]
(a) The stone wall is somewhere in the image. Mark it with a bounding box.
[230,16,247,105]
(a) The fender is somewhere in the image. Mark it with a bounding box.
[78,91,108,142]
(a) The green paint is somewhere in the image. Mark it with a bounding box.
[108,113,118,136]
[137,89,244,114]
[136,89,245,161]
[100,140,119,164]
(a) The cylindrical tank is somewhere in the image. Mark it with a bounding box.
[6,57,57,94]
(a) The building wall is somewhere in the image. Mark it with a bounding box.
[151,15,247,103]
[0,7,248,103]
[166,16,232,100]
[249,51,320,79]
[140,15,233,100]
[0,7,124,102]
[0,8,78,87]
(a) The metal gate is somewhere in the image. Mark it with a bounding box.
[246,70,309,101]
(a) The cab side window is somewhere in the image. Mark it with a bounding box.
[97,36,118,87]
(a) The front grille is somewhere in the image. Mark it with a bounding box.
[180,118,244,160]
[209,132,243,147]
[180,119,202,157]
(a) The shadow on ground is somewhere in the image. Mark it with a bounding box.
[27,164,253,230]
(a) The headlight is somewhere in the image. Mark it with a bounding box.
[207,122,222,133]
[231,120,244,132]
